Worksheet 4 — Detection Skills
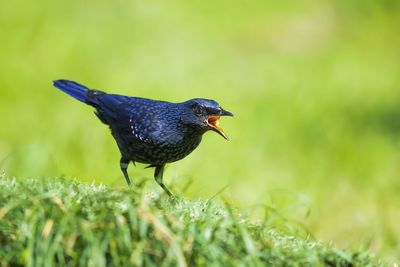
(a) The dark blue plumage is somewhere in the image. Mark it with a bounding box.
[53,79,233,196]
[53,80,90,103]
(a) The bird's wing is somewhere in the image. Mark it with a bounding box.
[93,93,131,123]
[95,94,176,145]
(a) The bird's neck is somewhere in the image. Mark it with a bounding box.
[179,124,204,144]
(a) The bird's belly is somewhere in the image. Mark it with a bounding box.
[118,137,202,165]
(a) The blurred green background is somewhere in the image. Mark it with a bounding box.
[1,0,399,261]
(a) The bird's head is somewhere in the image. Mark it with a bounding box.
[181,98,233,140]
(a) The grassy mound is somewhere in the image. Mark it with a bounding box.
[0,178,382,266]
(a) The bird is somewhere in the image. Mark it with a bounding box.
[53,80,233,196]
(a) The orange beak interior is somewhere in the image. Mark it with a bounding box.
[207,116,229,140]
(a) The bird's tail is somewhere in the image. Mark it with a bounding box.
[53,79,104,106]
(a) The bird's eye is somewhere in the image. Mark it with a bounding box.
[192,104,203,116]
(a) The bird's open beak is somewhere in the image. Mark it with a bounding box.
[206,110,233,140]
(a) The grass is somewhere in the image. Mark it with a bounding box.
[0,177,382,266]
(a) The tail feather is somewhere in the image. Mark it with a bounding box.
[53,80,89,103]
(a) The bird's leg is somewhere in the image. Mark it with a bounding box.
[154,165,173,197]
[120,157,132,187]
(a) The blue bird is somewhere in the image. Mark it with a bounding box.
[53,80,233,196]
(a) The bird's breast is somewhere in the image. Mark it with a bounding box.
[114,125,203,165]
